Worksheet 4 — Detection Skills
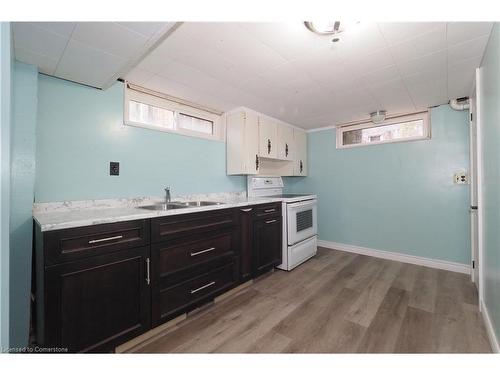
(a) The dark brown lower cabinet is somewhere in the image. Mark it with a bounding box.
[43,246,151,353]
[253,215,282,277]
[34,204,282,352]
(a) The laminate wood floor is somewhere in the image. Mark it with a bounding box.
[134,248,492,353]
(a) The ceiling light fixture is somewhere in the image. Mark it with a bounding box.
[370,110,387,124]
[304,21,341,35]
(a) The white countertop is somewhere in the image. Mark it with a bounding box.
[33,195,283,232]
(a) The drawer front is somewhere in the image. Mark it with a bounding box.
[151,208,237,243]
[44,220,150,266]
[253,202,282,219]
[154,261,237,325]
[154,232,234,275]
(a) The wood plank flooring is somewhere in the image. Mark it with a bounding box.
[134,247,492,353]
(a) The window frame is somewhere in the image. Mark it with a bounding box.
[124,85,223,141]
[335,111,431,149]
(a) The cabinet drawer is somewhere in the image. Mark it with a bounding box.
[253,203,282,219]
[44,220,150,266]
[151,208,237,243]
[154,232,234,275]
[154,262,237,324]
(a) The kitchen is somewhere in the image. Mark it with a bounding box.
[1,0,500,372]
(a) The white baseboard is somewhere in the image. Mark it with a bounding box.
[317,240,471,275]
[481,299,500,353]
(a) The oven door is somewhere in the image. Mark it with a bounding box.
[287,199,317,246]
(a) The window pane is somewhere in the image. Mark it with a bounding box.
[178,113,214,135]
[128,100,174,129]
[342,119,424,146]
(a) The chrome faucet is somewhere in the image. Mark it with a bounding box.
[165,186,171,203]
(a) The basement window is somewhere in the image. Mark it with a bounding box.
[336,111,430,149]
[124,83,222,141]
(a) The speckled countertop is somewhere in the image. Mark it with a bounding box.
[33,192,282,232]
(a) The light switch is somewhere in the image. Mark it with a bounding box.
[454,171,468,184]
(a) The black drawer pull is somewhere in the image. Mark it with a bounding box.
[265,219,277,224]
[190,247,215,257]
[264,209,276,213]
[190,281,215,294]
[88,235,123,244]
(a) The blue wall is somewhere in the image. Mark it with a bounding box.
[35,75,245,203]
[479,23,500,347]
[9,61,37,348]
[0,21,12,350]
[286,105,470,265]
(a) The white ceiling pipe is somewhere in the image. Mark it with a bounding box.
[449,98,470,111]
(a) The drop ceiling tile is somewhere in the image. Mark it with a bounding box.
[55,39,126,88]
[361,65,401,88]
[340,23,388,57]
[117,22,173,38]
[365,78,415,114]
[257,62,325,93]
[447,35,489,63]
[344,48,395,75]
[14,46,58,75]
[389,25,447,63]
[240,22,330,61]
[72,22,148,59]
[447,22,493,46]
[234,76,290,102]
[123,67,155,85]
[404,73,447,108]
[12,22,69,62]
[396,50,447,77]
[448,55,482,73]
[378,22,445,46]
[29,22,76,37]
[448,67,475,99]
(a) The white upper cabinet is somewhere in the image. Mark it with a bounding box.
[277,124,294,161]
[226,107,307,176]
[258,117,278,159]
[293,129,307,176]
[226,110,259,175]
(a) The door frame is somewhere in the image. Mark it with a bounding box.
[474,66,485,307]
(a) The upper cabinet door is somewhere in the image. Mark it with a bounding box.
[226,111,259,175]
[277,124,294,161]
[245,111,260,174]
[258,117,278,159]
[293,129,308,176]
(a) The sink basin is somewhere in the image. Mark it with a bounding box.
[139,201,223,211]
[183,201,223,207]
[139,202,190,211]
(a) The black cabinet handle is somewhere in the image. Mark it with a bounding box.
[255,154,259,170]
[300,160,303,173]
[267,139,271,154]
[285,143,289,157]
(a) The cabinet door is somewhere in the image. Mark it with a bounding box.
[277,124,294,161]
[253,216,282,277]
[244,111,260,174]
[293,129,308,176]
[258,117,278,159]
[44,247,151,352]
[239,207,254,282]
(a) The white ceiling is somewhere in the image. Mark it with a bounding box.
[13,22,176,88]
[126,22,492,129]
[13,22,492,130]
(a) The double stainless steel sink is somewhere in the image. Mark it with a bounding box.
[139,201,223,211]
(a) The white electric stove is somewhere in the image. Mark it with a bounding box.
[247,176,318,271]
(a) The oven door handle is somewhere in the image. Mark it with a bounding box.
[286,199,317,210]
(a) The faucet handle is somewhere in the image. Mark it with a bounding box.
[165,186,170,192]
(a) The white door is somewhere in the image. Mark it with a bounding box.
[470,96,479,286]
[277,124,294,161]
[258,117,278,159]
[293,129,307,176]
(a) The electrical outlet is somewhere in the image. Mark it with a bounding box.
[454,171,468,184]
[110,162,119,176]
